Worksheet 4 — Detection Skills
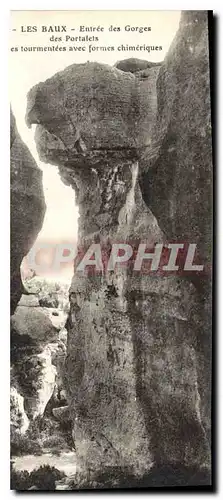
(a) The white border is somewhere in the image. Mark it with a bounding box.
[5,0,223,12]
[1,1,222,498]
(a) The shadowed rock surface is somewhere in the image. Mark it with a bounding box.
[26,61,160,167]
[140,11,212,269]
[10,111,46,313]
[140,10,212,456]
[115,57,162,74]
[10,278,72,467]
[25,11,212,487]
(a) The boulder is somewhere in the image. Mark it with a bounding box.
[40,308,68,331]
[26,61,160,169]
[52,406,70,422]
[23,276,70,312]
[18,294,40,307]
[11,306,58,344]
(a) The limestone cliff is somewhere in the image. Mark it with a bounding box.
[10,111,46,313]
[25,11,212,486]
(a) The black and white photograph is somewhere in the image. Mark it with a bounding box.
[9,9,213,491]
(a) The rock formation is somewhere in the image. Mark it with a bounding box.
[10,111,46,313]
[10,279,68,440]
[140,11,212,271]
[140,10,212,461]
[10,387,29,436]
[115,57,161,75]
[24,11,212,486]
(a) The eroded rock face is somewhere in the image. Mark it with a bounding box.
[11,282,68,428]
[11,306,57,421]
[140,9,212,454]
[140,11,212,269]
[10,110,46,313]
[115,57,161,74]
[26,14,211,485]
[10,387,29,435]
[26,62,160,169]
[11,306,59,344]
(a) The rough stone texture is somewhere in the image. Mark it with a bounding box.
[18,294,40,307]
[39,295,59,308]
[31,345,57,419]
[11,306,57,421]
[11,306,59,344]
[115,57,161,74]
[11,284,67,427]
[52,405,70,422]
[140,11,212,271]
[10,110,46,313]
[140,10,212,454]
[10,387,29,435]
[25,11,212,486]
[24,276,70,314]
[26,61,160,167]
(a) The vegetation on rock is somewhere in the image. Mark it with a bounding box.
[11,463,66,490]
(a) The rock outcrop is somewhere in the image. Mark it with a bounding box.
[140,9,212,455]
[140,11,212,271]
[25,11,212,486]
[10,111,46,313]
[26,61,160,169]
[11,278,68,435]
[10,387,29,436]
[115,57,161,75]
